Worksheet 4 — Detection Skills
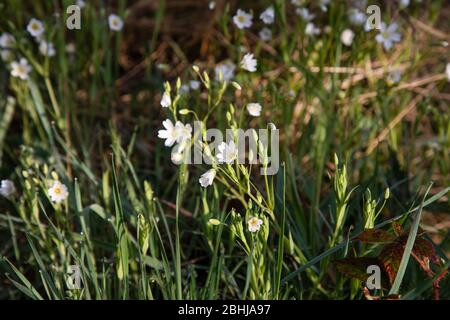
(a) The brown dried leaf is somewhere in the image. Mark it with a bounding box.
[355,229,396,243]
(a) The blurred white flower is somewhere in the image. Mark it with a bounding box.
[0,180,16,198]
[160,91,171,108]
[247,103,262,117]
[208,1,216,10]
[65,43,76,53]
[199,169,216,187]
[76,0,86,8]
[375,22,401,50]
[259,27,272,41]
[400,0,410,8]
[216,141,238,164]
[388,70,402,84]
[10,58,31,80]
[108,14,124,31]
[260,6,275,24]
[446,63,450,81]
[240,53,257,72]
[291,0,303,5]
[158,119,192,147]
[320,0,330,11]
[189,80,201,90]
[27,18,45,38]
[48,181,69,203]
[215,61,236,81]
[233,9,253,29]
[248,216,263,233]
[341,29,355,46]
[39,41,56,57]
[349,9,367,26]
[180,84,190,94]
[296,8,315,21]
[305,22,320,36]
[1,50,12,62]
[0,33,15,49]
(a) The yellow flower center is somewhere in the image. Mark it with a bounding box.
[32,23,39,31]
[54,187,61,194]
[238,16,245,23]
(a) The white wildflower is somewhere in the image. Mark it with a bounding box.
[199,169,216,188]
[215,61,236,81]
[296,8,315,21]
[305,22,320,36]
[260,6,275,24]
[48,181,69,203]
[39,41,56,57]
[0,180,16,198]
[0,33,15,49]
[160,91,171,108]
[341,29,355,46]
[27,18,45,38]
[348,9,367,26]
[108,14,124,31]
[233,9,253,29]
[259,27,272,41]
[158,119,192,147]
[248,216,263,233]
[247,103,262,117]
[240,53,257,72]
[375,22,401,50]
[216,141,238,164]
[10,58,32,80]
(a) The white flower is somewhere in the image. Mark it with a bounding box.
[0,33,15,49]
[296,8,315,21]
[176,122,193,143]
[319,0,330,11]
[375,22,401,50]
[259,27,272,41]
[216,141,238,164]
[349,9,367,26]
[199,169,216,187]
[248,216,263,233]
[233,9,253,29]
[66,43,76,53]
[180,84,190,94]
[240,53,257,72]
[247,103,262,117]
[400,0,410,8]
[160,91,171,108]
[388,70,402,84]
[208,1,216,10]
[158,119,192,147]
[260,6,275,24]
[446,63,450,82]
[305,22,320,36]
[27,18,45,38]
[108,14,124,31]
[48,181,69,203]
[1,50,12,62]
[340,29,355,46]
[10,58,32,80]
[189,80,201,90]
[0,180,16,198]
[76,0,86,8]
[215,61,236,81]
[39,41,56,57]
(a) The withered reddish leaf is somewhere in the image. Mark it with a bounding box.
[355,229,396,243]
[379,239,405,285]
[335,257,390,288]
